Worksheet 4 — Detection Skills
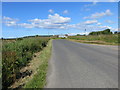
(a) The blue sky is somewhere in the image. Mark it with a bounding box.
[2,2,118,38]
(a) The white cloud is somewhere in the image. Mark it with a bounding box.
[48,9,54,13]
[98,25,112,29]
[18,23,34,28]
[48,13,71,23]
[2,16,18,26]
[67,23,116,32]
[109,0,117,2]
[3,16,13,20]
[3,14,71,29]
[83,9,113,19]
[105,20,115,24]
[98,25,118,31]
[25,13,71,29]
[97,22,102,25]
[84,2,97,7]
[3,15,116,32]
[26,16,115,31]
[29,13,71,24]
[84,20,98,25]
[82,1,98,11]
[6,21,17,26]
[112,28,118,31]
[28,18,41,23]
[68,32,89,36]
[63,10,69,14]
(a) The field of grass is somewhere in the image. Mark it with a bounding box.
[24,40,52,88]
[68,34,119,45]
[2,37,50,89]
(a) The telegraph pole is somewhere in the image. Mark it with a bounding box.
[85,29,86,36]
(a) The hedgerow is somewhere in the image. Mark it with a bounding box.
[2,37,50,89]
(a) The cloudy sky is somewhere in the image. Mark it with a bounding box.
[2,2,118,38]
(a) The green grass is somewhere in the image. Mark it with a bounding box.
[24,40,52,88]
[68,34,119,45]
[2,37,50,89]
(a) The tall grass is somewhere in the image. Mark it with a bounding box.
[24,40,52,88]
[2,37,50,89]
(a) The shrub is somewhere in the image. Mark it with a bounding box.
[89,29,113,35]
[2,37,49,89]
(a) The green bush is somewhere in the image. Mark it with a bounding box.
[89,29,113,35]
[2,37,49,89]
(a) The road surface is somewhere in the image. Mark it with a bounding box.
[46,39,118,88]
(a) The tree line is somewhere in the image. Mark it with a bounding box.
[89,29,119,35]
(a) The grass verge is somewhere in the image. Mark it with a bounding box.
[24,40,52,88]
[67,34,119,46]
[67,39,118,46]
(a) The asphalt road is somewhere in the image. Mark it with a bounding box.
[46,39,118,88]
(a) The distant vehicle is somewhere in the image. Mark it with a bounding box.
[58,35,67,38]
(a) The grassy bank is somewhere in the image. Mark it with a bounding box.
[24,40,52,88]
[68,34,119,45]
[2,37,50,89]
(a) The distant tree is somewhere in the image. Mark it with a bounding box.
[16,38,23,40]
[114,31,118,34]
[65,34,68,36]
[89,29,112,35]
[89,32,96,35]
[35,35,39,37]
[76,34,80,36]
[110,32,113,34]
[114,31,120,34]
[102,29,111,34]
[1,37,3,40]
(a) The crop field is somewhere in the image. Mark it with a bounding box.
[68,34,120,45]
[2,37,50,89]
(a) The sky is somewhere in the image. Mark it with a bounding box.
[2,0,120,2]
[2,2,118,38]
